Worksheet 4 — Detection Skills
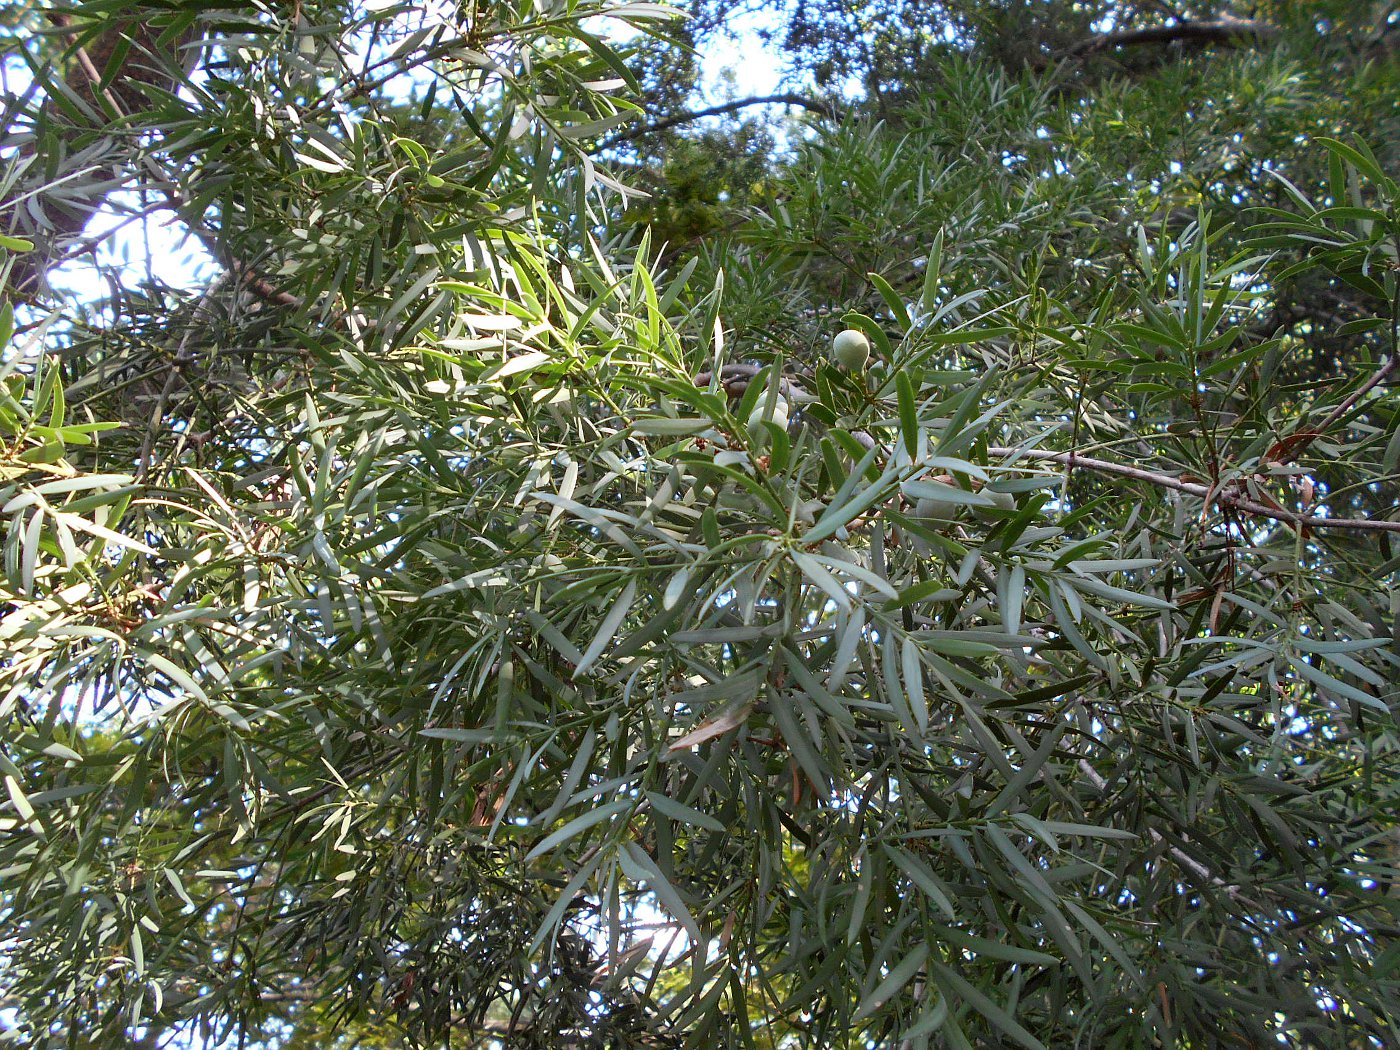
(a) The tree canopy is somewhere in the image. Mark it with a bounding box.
[2,2,1399,1048]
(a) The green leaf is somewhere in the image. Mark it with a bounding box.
[805,462,898,543]
[882,844,956,919]
[897,370,919,460]
[868,271,913,333]
[930,962,1047,1050]
[931,924,1059,967]
[4,775,35,823]
[645,791,725,833]
[901,479,994,507]
[574,579,638,676]
[525,798,631,862]
[1290,655,1387,712]
[853,942,930,1021]
[619,841,701,941]
[920,230,945,315]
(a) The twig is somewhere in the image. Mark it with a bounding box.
[1078,760,1240,897]
[45,12,127,115]
[137,277,227,480]
[228,256,303,308]
[1274,353,1399,466]
[988,446,1400,534]
[19,14,303,313]
[597,93,836,151]
[690,364,1400,534]
[694,362,811,402]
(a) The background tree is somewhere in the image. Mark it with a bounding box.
[1,2,1399,1049]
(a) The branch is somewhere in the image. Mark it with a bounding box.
[693,362,811,402]
[690,367,1400,534]
[597,94,836,151]
[1078,760,1240,897]
[990,446,1400,534]
[4,17,121,296]
[691,366,1400,534]
[136,276,229,480]
[1273,354,1400,467]
[6,15,302,314]
[1069,17,1279,58]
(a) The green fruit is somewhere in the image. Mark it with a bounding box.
[832,329,871,371]
[747,400,790,444]
[913,497,959,522]
[971,488,1016,521]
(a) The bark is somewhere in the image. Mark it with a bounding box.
[3,13,188,298]
[597,93,836,151]
[1068,17,1279,59]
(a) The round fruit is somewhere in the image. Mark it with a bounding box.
[972,488,1016,521]
[913,497,959,522]
[747,400,790,443]
[832,329,871,371]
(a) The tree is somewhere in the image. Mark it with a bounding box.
[1,2,1398,1048]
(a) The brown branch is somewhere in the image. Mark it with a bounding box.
[4,16,130,296]
[137,276,228,480]
[1272,354,1399,466]
[693,362,809,401]
[221,252,303,309]
[1069,17,1279,58]
[45,12,127,113]
[597,93,836,151]
[7,14,302,313]
[990,446,1400,534]
[690,367,1398,533]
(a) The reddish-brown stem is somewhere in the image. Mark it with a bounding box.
[993,446,1400,534]
[1274,354,1399,466]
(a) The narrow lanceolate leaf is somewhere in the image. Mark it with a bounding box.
[632,417,712,436]
[528,854,606,957]
[868,272,913,332]
[828,606,866,692]
[931,924,1059,967]
[5,776,36,823]
[882,845,956,919]
[144,652,212,706]
[619,841,701,941]
[853,942,930,1021]
[921,230,945,314]
[51,511,155,554]
[793,550,853,608]
[805,445,883,537]
[897,370,919,460]
[574,579,637,676]
[488,350,551,380]
[666,702,755,754]
[1066,575,1174,610]
[1290,655,1387,712]
[525,798,632,862]
[645,791,726,832]
[6,17,1396,1049]
[901,478,994,507]
[900,637,928,733]
[930,962,1047,1050]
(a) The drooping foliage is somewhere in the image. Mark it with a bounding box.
[1,3,1399,1049]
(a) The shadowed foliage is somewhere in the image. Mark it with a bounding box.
[1,2,1399,1048]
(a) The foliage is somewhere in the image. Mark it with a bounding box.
[1,2,1399,1049]
[618,123,778,252]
